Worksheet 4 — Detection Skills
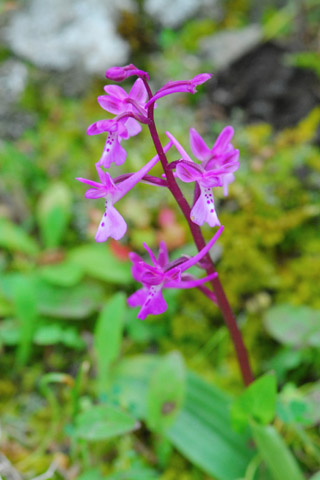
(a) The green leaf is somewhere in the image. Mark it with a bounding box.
[146,352,185,433]
[0,273,104,319]
[113,356,254,479]
[14,275,38,368]
[94,294,126,393]
[251,422,305,480]
[167,371,254,480]
[35,279,104,319]
[39,260,83,287]
[231,373,277,430]
[34,323,85,349]
[0,218,38,255]
[36,182,72,248]
[264,304,320,348]
[68,244,131,285]
[74,404,138,441]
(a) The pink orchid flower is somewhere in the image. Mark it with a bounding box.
[87,78,148,168]
[128,226,223,320]
[77,142,171,242]
[165,127,239,227]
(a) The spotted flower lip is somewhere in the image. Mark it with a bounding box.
[165,128,239,227]
[87,79,148,168]
[76,142,172,242]
[128,226,223,320]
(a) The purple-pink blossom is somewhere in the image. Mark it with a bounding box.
[128,226,223,320]
[76,142,172,242]
[165,127,239,227]
[87,79,148,168]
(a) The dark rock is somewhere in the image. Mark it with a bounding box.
[210,42,320,129]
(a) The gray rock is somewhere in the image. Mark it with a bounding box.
[201,24,263,70]
[0,60,28,110]
[145,0,221,28]
[0,60,34,140]
[4,0,133,75]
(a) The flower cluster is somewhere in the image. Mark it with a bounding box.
[78,63,240,319]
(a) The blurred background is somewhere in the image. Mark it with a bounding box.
[0,0,319,479]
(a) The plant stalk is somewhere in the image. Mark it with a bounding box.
[143,79,254,386]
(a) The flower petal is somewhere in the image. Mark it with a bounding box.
[222,173,235,196]
[129,78,147,104]
[175,161,203,183]
[157,241,169,268]
[97,133,127,169]
[127,287,148,307]
[190,186,221,228]
[189,128,211,161]
[165,131,193,162]
[95,205,127,242]
[98,95,124,114]
[103,84,127,100]
[87,119,118,135]
[125,117,142,137]
[135,285,167,320]
[76,177,102,188]
[84,188,106,199]
[212,126,234,153]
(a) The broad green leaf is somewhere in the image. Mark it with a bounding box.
[113,356,254,480]
[251,422,305,480]
[68,244,131,285]
[166,371,254,480]
[146,352,185,433]
[39,260,83,287]
[0,273,104,319]
[94,294,126,393]
[231,373,277,430]
[264,304,320,348]
[74,404,138,441]
[14,275,38,368]
[36,281,104,319]
[34,324,85,349]
[36,182,72,248]
[0,218,38,255]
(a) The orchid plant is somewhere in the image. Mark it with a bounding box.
[79,63,253,386]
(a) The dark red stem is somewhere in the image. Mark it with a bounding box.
[143,79,254,386]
